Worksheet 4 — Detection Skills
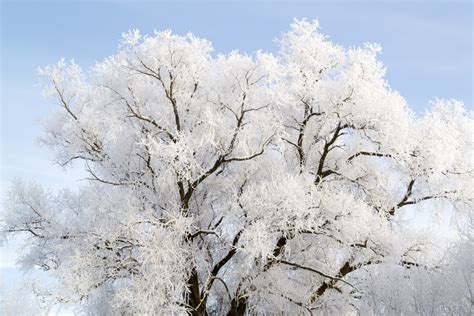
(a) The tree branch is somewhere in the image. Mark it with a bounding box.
[347,151,392,162]
[278,260,356,289]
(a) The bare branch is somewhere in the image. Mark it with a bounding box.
[347,151,392,162]
[189,230,219,240]
[52,79,78,121]
[278,260,357,289]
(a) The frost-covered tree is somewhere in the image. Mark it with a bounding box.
[0,281,46,316]
[358,237,473,315]
[2,20,473,315]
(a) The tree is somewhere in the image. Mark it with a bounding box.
[2,20,473,315]
[0,280,47,316]
[357,237,473,315]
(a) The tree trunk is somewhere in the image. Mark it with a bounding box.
[187,267,205,315]
[227,296,248,316]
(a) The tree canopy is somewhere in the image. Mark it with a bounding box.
[2,20,473,315]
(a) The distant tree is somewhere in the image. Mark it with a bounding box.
[357,235,473,315]
[0,279,50,316]
[2,20,473,315]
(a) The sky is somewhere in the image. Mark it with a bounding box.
[0,0,472,313]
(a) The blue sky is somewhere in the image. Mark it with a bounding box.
[0,0,472,309]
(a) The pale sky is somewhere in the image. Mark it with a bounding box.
[0,0,472,313]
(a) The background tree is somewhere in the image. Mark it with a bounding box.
[2,20,473,315]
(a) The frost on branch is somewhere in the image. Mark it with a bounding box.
[2,19,473,315]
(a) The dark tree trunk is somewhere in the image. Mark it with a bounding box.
[187,267,205,315]
[227,296,248,316]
